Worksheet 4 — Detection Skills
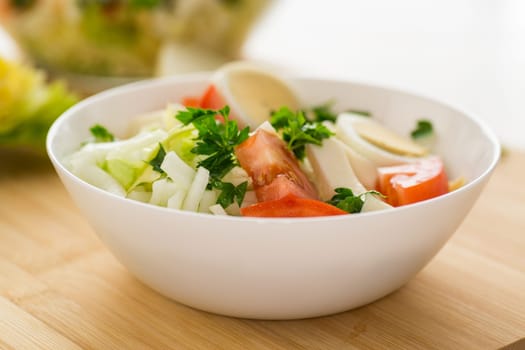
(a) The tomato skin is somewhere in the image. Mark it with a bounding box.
[241,194,347,218]
[188,84,244,123]
[257,174,318,203]
[182,96,202,107]
[181,85,225,109]
[200,84,227,110]
[235,129,318,202]
[180,85,227,122]
[377,157,449,206]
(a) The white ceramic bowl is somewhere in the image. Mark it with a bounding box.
[46,74,499,320]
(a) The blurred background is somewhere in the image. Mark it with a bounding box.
[1,0,524,151]
[244,0,525,150]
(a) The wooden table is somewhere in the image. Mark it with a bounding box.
[0,149,524,349]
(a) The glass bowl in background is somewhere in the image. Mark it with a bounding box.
[0,0,268,93]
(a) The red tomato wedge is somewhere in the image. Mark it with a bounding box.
[235,129,318,202]
[377,157,449,207]
[181,85,223,109]
[181,96,202,107]
[184,84,234,123]
[241,194,347,218]
[200,85,227,110]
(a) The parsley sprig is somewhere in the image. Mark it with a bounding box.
[176,106,250,208]
[327,187,385,213]
[310,101,338,123]
[89,124,114,143]
[270,107,334,160]
[411,119,433,139]
[347,109,371,117]
[309,101,371,122]
[213,180,248,209]
[148,143,166,175]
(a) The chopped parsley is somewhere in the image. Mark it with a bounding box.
[347,109,371,117]
[212,180,248,208]
[270,107,334,160]
[175,106,249,208]
[310,101,337,123]
[148,143,166,174]
[309,101,372,122]
[411,119,434,139]
[327,187,384,213]
[89,124,115,143]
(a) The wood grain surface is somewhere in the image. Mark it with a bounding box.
[0,149,524,350]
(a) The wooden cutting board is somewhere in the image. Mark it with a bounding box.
[0,149,524,350]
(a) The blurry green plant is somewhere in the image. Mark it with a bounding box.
[0,58,78,153]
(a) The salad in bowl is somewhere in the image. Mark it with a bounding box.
[46,62,499,319]
[65,62,455,218]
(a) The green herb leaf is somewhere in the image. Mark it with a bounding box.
[176,106,224,126]
[346,109,371,117]
[198,151,237,180]
[411,119,434,139]
[327,188,384,213]
[270,107,334,160]
[309,102,372,121]
[310,101,337,123]
[326,188,363,213]
[213,180,248,208]
[175,106,250,207]
[148,143,166,174]
[89,124,115,143]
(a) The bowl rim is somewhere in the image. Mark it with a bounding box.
[46,73,501,224]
